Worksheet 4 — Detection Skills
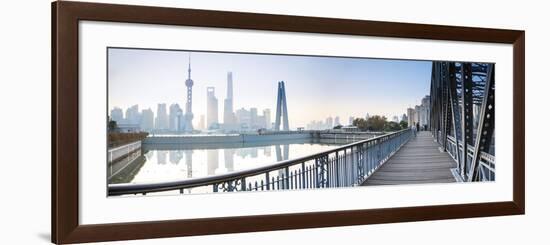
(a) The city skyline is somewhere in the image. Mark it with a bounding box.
[108,48,431,129]
[110,102,416,132]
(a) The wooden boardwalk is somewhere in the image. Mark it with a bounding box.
[362,131,457,186]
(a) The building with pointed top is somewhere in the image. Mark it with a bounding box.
[182,55,194,132]
[223,72,237,130]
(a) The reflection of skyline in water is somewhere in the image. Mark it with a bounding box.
[185,150,192,178]
[110,139,357,185]
[224,149,235,172]
[169,151,183,165]
[157,151,167,164]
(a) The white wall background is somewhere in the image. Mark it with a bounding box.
[0,0,547,244]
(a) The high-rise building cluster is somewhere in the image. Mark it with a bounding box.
[110,102,191,133]
[109,53,280,134]
[205,72,272,131]
[407,95,431,129]
[234,107,271,130]
[306,115,346,130]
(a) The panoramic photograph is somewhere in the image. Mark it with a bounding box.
[106,48,495,196]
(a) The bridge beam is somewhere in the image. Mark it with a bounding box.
[430,61,495,182]
[460,63,474,179]
[448,63,463,171]
[468,64,495,181]
[444,62,455,153]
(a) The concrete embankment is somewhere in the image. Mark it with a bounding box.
[318,132,385,140]
[143,133,313,145]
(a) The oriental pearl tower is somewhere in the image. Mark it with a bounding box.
[182,55,194,132]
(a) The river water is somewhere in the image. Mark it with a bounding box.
[108,138,358,185]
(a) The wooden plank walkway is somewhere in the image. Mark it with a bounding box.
[362,131,457,186]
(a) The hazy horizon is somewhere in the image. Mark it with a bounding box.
[108,48,431,128]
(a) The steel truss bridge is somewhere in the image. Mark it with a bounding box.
[109,61,495,196]
[430,61,495,182]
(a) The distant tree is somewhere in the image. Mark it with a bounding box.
[366,115,387,131]
[108,116,118,132]
[353,118,369,131]
[384,121,401,131]
[399,120,408,129]
[333,125,343,129]
[354,115,387,131]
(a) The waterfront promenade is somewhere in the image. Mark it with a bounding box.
[362,131,457,185]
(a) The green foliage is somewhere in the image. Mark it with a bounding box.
[333,125,343,129]
[384,121,402,131]
[367,115,387,131]
[108,117,118,132]
[353,116,409,132]
[399,120,408,129]
[353,118,368,131]
[353,115,387,131]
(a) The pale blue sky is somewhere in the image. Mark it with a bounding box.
[108,48,431,128]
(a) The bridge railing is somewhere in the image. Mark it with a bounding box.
[109,129,412,196]
[446,136,495,181]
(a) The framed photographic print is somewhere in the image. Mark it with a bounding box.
[52,1,525,244]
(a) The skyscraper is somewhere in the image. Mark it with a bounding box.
[125,105,140,125]
[326,116,333,129]
[155,103,168,130]
[263,109,271,129]
[419,95,431,128]
[250,107,258,129]
[223,72,236,128]
[140,108,154,132]
[392,115,399,123]
[415,105,421,125]
[334,116,340,126]
[236,108,250,129]
[182,55,194,132]
[407,107,416,128]
[169,103,182,131]
[257,115,266,129]
[274,81,289,131]
[206,87,218,129]
[198,114,205,130]
[110,107,124,124]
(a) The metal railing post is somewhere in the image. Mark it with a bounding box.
[335,152,340,187]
